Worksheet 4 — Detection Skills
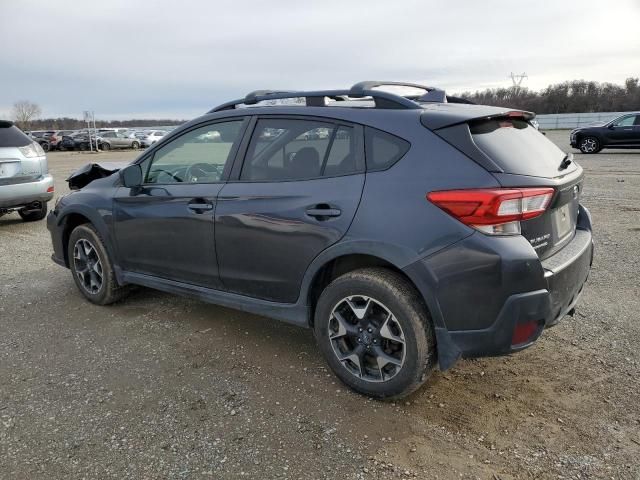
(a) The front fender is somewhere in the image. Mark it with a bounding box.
[56,199,118,271]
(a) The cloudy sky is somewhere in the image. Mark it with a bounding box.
[1,0,639,120]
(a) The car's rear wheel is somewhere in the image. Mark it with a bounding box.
[579,136,601,154]
[40,142,49,152]
[68,224,131,305]
[314,268,436,400]
[131,141,140,149]
[18,202,47,222]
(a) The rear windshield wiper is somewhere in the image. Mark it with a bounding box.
[559,153,573,171]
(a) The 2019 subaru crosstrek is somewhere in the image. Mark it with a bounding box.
[1,121,54,221]
[47,82,593,399]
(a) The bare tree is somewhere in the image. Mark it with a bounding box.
[12,100,42,129]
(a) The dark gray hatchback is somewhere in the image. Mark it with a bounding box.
[48,82,593,399]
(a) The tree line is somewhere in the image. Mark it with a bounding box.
[8,77,640,129]
[458,77,640,114]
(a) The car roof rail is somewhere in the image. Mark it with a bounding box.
[208,80,453,113]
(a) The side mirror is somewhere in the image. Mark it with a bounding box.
[608,124,615,129]
[120,164,142,188]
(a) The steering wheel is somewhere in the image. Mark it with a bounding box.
[153,168,183,183]
[185,163,221,183]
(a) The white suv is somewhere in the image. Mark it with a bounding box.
[0,121,54,221]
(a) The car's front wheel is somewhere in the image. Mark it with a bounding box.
[68,224,130,305]
[101,143,111,151]
[579,136,601,154]
[131,141,140,149]
[314,268,436,400]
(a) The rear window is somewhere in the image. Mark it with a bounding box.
[0,124,32,148]
[470,118,573,177]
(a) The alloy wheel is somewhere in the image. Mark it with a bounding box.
[328,295,406,382]
[580,137,598,153]
[73,239,104,294]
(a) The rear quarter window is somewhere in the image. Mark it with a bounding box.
[0,124,32,148]
[364,127,410,171]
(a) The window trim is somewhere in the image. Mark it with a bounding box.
[228,114,365,183]
[137,117,250,186]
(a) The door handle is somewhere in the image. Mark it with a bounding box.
[188,201,214,213]
[305,206,341,219]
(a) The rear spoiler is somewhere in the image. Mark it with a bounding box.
[420,104,535,130]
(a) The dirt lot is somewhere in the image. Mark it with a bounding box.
[1,131,639,479]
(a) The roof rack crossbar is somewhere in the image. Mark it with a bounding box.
[208,81,444,113]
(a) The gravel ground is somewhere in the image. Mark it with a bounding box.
[1,131,639,479]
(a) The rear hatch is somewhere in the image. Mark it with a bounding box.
[0,122,44,185]
[423,107,582,260]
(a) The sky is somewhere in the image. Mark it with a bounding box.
[1,0,639,120]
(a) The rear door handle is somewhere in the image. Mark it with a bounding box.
[188,201,214,213]
[305,206,341,218]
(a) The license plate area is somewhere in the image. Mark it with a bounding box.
[552,203,575,241]
[0,161,21,179]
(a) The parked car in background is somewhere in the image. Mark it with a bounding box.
[48,81,593,399]
[60,131,101,151]
[50,130,75,150]
[140,130,166,147]
[570,112,640,153]
[0,120,54,221]
[99,131,141,150]
[34,136,52,152]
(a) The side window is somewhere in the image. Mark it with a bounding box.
[614,116,635,127]
[364,127,410,171]
[145,120,243,184]
[241,119,359,181]
[323,126,358,176]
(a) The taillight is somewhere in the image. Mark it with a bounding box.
[427,188,554,236]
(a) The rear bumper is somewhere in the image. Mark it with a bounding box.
[447,229,592,358]
[0,174,54,209]
[403,205,593,369]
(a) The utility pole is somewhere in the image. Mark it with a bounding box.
[509,72,528,95]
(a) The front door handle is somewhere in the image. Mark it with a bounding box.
[305,206,341,219]
[188,200,214,213]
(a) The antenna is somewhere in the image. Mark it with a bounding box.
[509,72,528,95]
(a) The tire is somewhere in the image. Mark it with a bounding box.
[18,202,47,222]
[313,267,436,400]
[579,136,601,154]
[131,141,140,149]
[40,142,49,152]
[101,142,111,151]
[79,143,88,151]
[67,224,131,305]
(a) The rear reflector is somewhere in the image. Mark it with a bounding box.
[46,186,54,193]
[427,188,554,235]
[511,320,540,346]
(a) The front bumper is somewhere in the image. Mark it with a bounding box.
[0,174,54,209]
[47,208,67,267]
